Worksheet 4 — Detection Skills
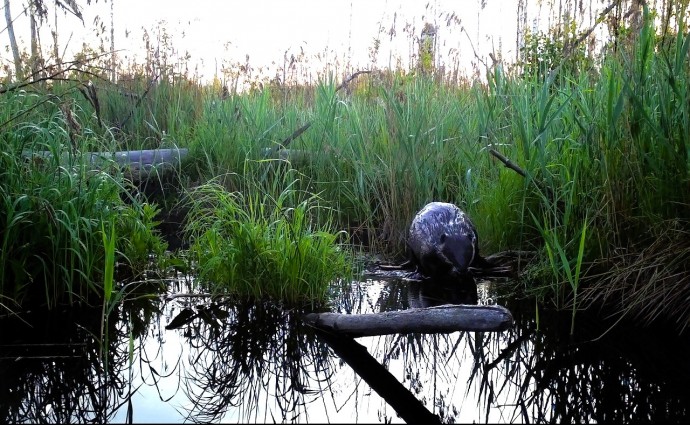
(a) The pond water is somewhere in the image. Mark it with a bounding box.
[1,269,690,423]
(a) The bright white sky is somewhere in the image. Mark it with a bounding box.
[1,0,577,85]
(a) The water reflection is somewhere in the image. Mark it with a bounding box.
[2,274,690,423]
[343,278,501,423]
[0,289,161,423]
[174,300,335,423]
[498,301,690,423]
[327,278,690,423]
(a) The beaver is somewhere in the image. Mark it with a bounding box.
[407,202,489,281]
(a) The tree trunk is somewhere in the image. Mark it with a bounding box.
[110,0,116,83]
[4,0,22,80]
[52,2,59,70]
[29,1,41,81]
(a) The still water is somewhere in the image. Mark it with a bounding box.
[1,270,689,423]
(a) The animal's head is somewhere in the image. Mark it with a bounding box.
[439,232,476,277]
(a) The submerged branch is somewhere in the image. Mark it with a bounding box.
[315,328,442,424]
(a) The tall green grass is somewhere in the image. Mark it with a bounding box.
[184,166,352,305]
[170,10,690,326]
[81,17,688,322]
[0,89,167,309]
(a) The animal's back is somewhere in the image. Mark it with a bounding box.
[408,202,479,280]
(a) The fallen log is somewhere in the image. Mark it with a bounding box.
[303,304,513,337]
[23,148,188,181]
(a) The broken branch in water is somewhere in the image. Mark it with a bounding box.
[314,327,442,424]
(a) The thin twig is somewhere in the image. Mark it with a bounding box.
[488,145,556,201]
[0,52,115,94]
[562,1,620,58]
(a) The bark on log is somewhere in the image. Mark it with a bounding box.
[303,304,513,337]
[99,148,188,166]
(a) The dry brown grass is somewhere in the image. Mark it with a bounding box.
[580,219,690,332]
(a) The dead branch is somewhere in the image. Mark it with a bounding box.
[335,70,372,92]
[279,122,312,148]
[563,1,620,58]
[488,145,556,201]
[314,327,442,424]
[488,146,527,177]
[0,52,115,94]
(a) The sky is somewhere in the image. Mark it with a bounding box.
[0,0,592,85]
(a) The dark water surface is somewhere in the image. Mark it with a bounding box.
[1,271,690,423]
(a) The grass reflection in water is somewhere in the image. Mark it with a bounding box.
[2,275,690,423]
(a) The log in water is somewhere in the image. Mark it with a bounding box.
[303,304,513,337]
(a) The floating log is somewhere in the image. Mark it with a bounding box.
[303,304,513,337]
[23,148,188,181]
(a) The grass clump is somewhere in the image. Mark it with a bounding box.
[0,92,167,310]
[184,166,352,305]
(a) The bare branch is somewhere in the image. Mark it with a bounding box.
[488,146,527,177]
[0,52,118,94]
[335,70,372,92]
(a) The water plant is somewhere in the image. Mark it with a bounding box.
[184,165,352,305]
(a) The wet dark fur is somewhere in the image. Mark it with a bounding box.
[407,202,487,281]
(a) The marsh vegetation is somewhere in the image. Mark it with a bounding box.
[1,0,690,422]
[3,2,690,327]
